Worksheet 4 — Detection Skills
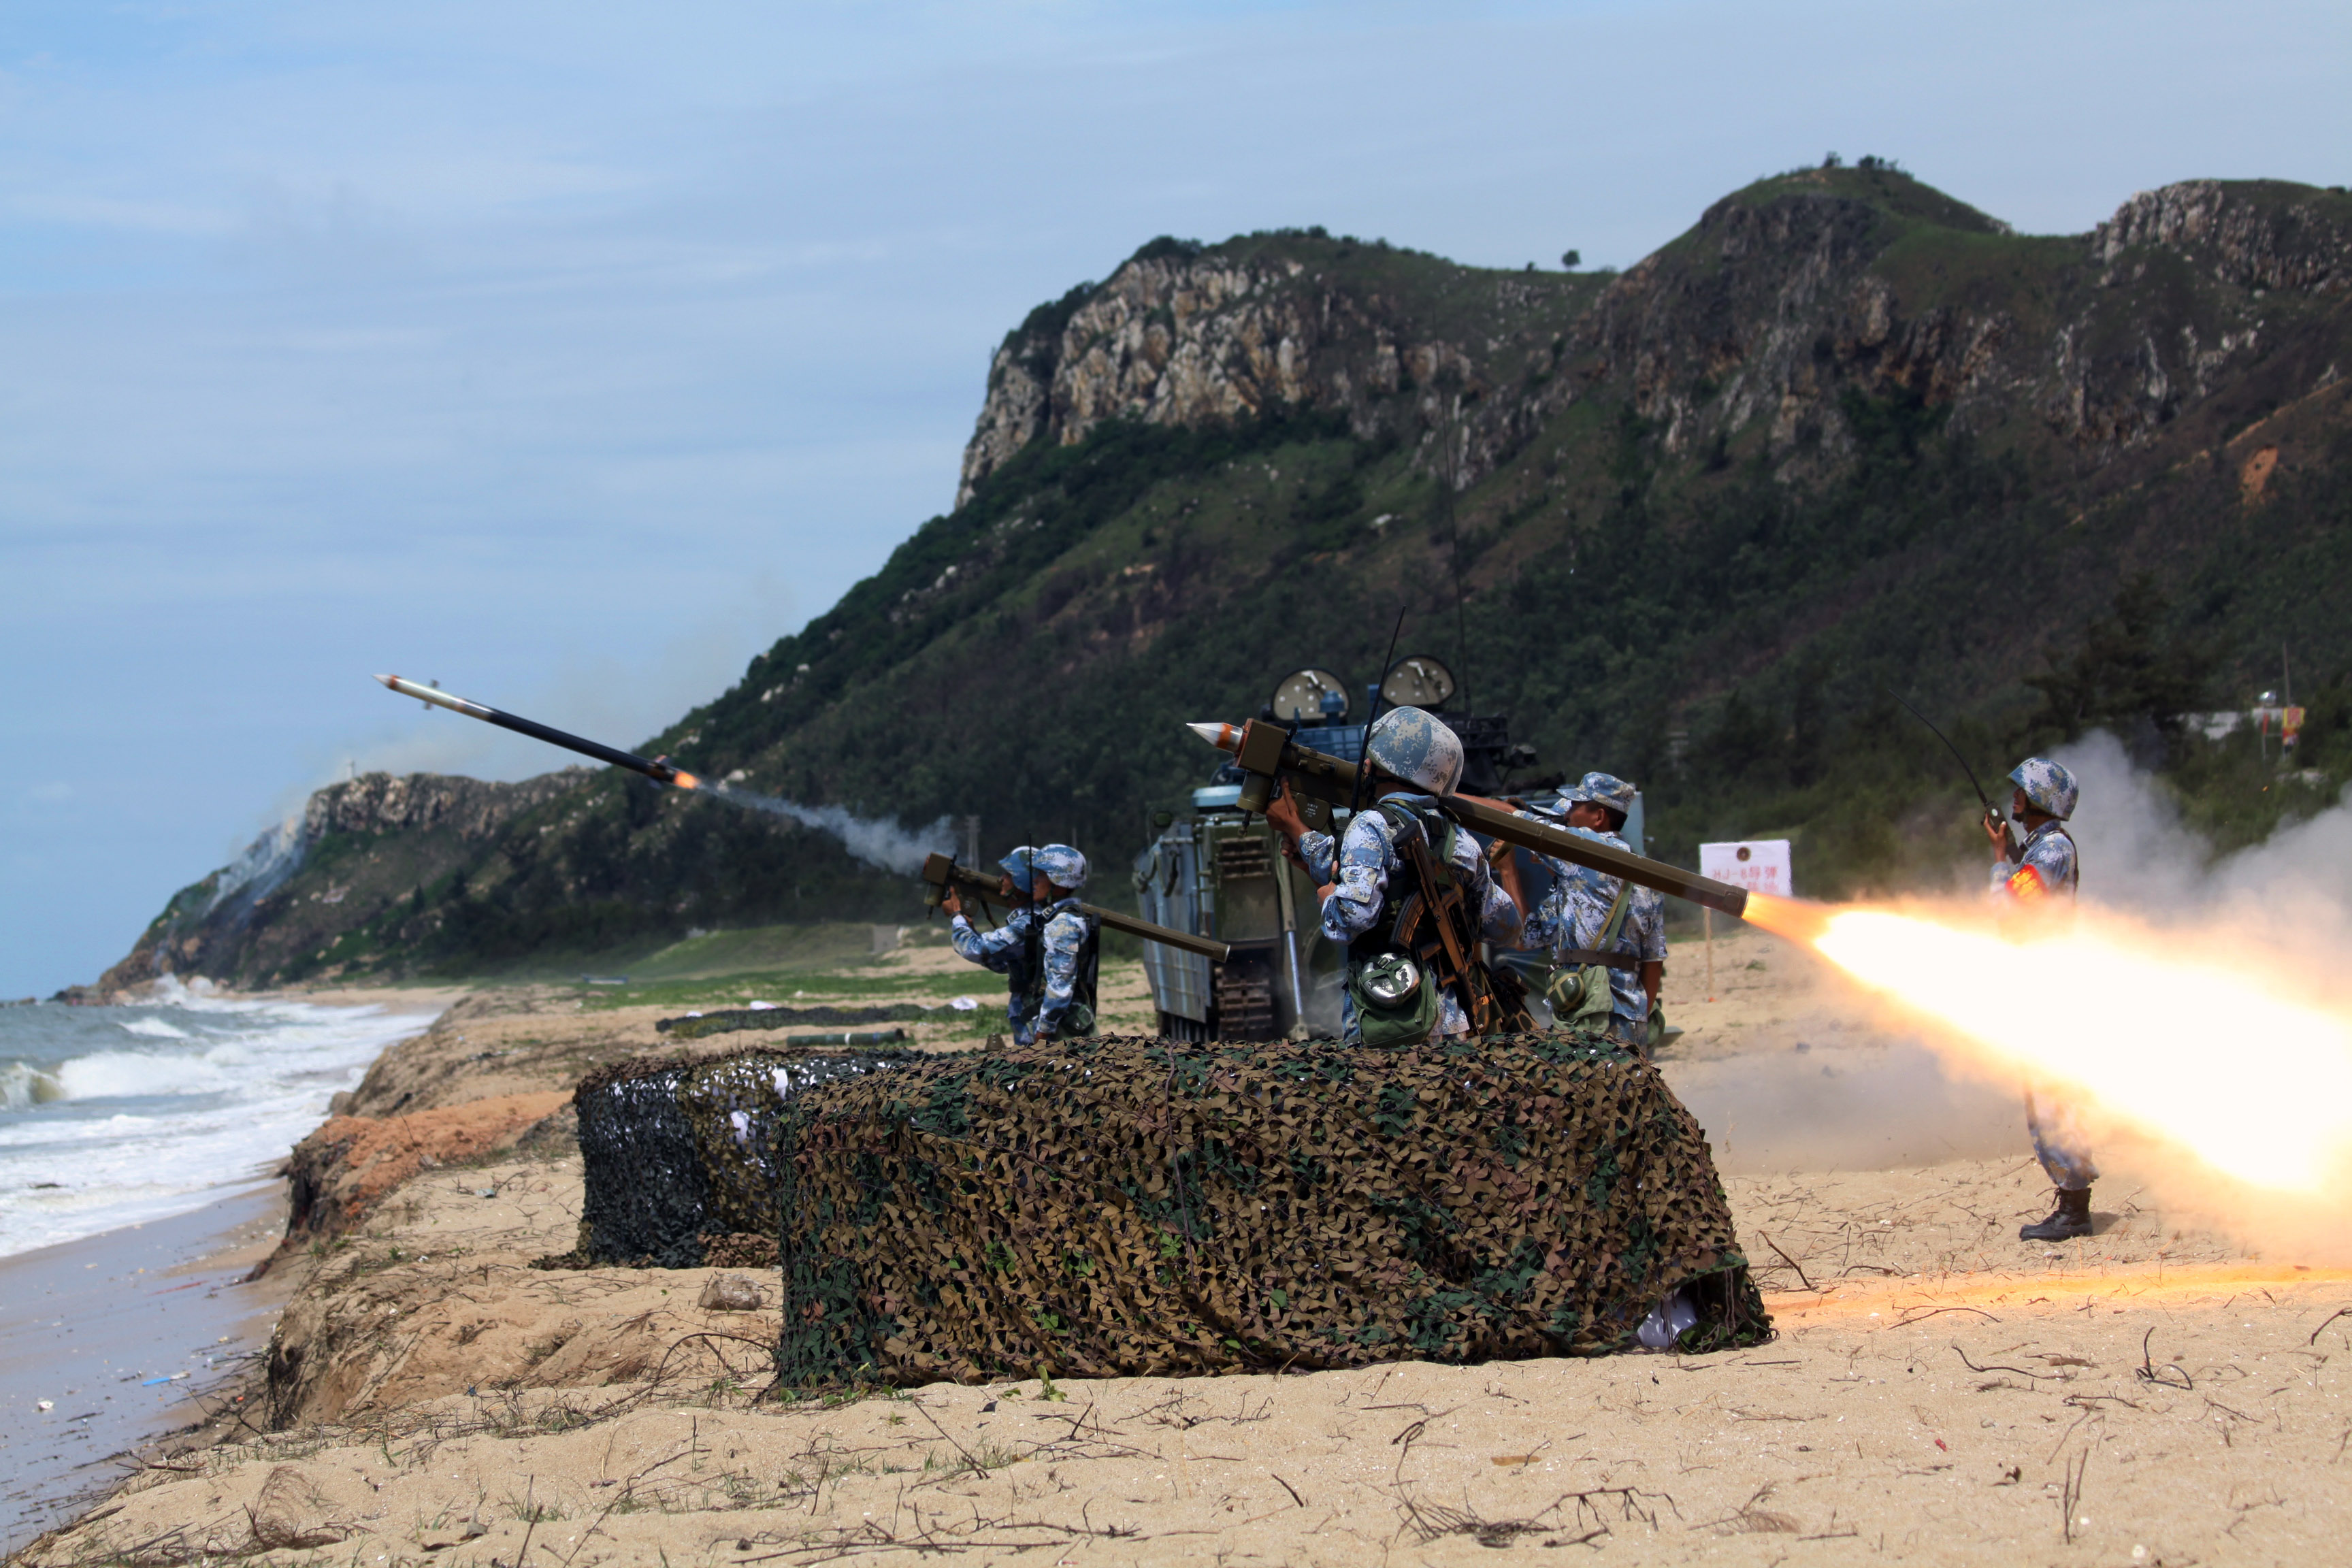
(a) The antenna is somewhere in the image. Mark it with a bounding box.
[1441,377,1474,717]
[1349,606,1409,821]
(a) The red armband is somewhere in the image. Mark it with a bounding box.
[2004,864,2047,901]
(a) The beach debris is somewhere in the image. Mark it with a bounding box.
[698,1272,766,1311]
[246,1463,363,1550]
[35,1399,53,1411]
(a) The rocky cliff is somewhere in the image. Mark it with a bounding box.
[105,165,2352,985]
[962,170,2347,507]
[101,770,591,992]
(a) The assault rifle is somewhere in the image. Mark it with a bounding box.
[1186,720,1752,918]
[919,853,1232,962]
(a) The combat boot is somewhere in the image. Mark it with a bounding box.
[2019,1188,2093,1242]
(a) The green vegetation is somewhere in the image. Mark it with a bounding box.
[120,171,2352,986]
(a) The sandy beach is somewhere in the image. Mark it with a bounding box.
[17,928,2346,1565]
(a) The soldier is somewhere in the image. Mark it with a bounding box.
[1262,706,1526,1045]
[1026,844,1101,1041]
[1988,757,2093,1243]
[1510,772,1667,1053]
[943,845,1043,1042]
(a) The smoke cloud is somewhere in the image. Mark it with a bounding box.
[2054,731,2352,1004]
[710,787,957,877]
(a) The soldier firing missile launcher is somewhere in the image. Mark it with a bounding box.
[919,853,1232,964]
[1186,717,1750,919]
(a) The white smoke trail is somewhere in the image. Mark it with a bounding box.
[2052,731,2352,996]
[710,787,957,876]
[201,816,306,918]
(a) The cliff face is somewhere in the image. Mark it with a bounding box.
[959,172,2350,505]
[103,167,2352,985]
[957,240,1601,506]
[101,770,589,992]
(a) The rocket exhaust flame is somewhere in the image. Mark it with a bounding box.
[1742,892,2352,1196]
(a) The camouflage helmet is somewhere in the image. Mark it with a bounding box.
[1561,771,1637,820]
[2008,757,2079,821]
[1365,706,1464,796]
[1033,843,1089,891]
[996,845,1036,889]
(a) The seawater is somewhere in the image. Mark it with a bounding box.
[0,980,421,1258]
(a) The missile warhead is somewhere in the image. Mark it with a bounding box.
[376,673,493,721]
[1187,721,1243,752]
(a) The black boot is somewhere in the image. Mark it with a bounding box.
[2019,1188,2093,1242]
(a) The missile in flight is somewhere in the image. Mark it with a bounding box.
[373,674,700,789]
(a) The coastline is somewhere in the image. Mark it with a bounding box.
[0,1181,297,1552]
[0,982,453,1552]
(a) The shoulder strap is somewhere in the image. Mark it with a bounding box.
[1595,877,1634,949]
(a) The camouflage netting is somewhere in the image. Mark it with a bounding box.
[770,1032,1768,1384]
[540,1046,923,1269]
[656,1004,930,1041]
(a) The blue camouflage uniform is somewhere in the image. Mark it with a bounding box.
[1995,760,2095,1194]
[950,845,1043,1041]
[1028,844,1098,1041]
[1299,797,1521,1042]
[1522,774,1665,1047]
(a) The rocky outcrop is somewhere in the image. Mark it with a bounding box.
[2093,180,2352,294]
[98,768,591,992]
[956,238,1584,506]
[960,175,2352,499]
[301,768,586,842]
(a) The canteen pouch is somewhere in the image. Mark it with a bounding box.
[1347,950,1439,1048]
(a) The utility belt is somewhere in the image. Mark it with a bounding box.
[1548,947,1642,972]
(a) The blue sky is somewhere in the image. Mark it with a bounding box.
[3,0,2346,996]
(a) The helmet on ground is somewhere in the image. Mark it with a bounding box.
[1034,843,1089,891]
[2008,757,2079,821]
[1365,706,1464,796]
[1561,771,1637,821]
[996,845,1036,889]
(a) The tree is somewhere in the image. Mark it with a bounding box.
[2025,574,2208,764]
[1561,248,1582,268]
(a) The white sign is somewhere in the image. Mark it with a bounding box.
[1699,839,1793,898]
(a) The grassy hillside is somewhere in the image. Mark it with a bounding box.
[106,166,2352,989]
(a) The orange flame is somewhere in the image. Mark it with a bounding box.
[672,772,700,790]
[1743,892,2352,1195]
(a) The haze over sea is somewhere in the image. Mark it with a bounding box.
[0,985,416,1259]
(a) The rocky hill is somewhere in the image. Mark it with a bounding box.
[103,163,2352,990]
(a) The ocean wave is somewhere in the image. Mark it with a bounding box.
[0,1063,65,1111]
[0,991,427,1257]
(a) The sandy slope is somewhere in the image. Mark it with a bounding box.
[27,935,2350,1564]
